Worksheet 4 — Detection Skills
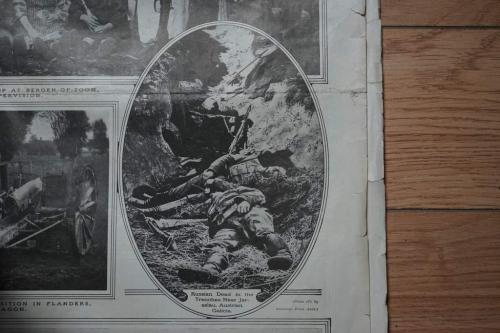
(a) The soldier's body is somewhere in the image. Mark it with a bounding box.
[179,176,293,283]
[130,152,292,283]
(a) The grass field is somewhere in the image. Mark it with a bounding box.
[128,170,323,302]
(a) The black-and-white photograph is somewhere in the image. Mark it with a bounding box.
[122,23,325,303]
[0,0,322,77]
[0,110,110,291]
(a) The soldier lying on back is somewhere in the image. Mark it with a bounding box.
[130,151,292,283]
[179,176,293,283]
[130,152,285,209]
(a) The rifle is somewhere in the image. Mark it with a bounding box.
[137,192,207,214]
[147,218,208,229]
[228,105,252,154]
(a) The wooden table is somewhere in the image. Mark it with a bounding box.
[382,1,500,332]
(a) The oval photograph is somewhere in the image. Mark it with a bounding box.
[121,23,326,316]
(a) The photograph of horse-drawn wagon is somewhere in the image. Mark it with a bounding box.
[0,110,110,291]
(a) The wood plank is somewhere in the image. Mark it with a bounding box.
[381,0,500,27]
[387,211,500,297]
[387,210,500,332]
[383,29,500,209]
[390,296,500,333]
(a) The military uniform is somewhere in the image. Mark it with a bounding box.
[187,179,292,281]
[132,153,255,209]
[131,152,293,282]
[176,164,292,283]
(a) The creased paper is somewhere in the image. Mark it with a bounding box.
[0,0,387,331]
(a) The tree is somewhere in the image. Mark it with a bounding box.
[48,111,91,158]
[0,111,35,161]
[90,119,109,154]
[24,137,58,156]
[156,0,173,43]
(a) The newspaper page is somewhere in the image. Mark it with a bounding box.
[0,0,387,332]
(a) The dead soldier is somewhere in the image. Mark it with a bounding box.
[130,152,293,283]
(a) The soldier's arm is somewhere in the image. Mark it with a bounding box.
[234,187,266,206]
[206,153,249,178]
[206,154,235,176]
[207,178,237,192]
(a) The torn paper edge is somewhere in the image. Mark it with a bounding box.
[366,0,388,332]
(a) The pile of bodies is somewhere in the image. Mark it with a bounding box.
[130,151,294,284]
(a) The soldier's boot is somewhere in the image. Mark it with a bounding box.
[129,189,174,209]
[262,233,293,271]
[132,185,159,200]
[178,252,227,283]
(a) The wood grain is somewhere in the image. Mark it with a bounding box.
[383,29,500,209]
[381,0,500,27]
[390,296,500,333]
[387,210,500,332]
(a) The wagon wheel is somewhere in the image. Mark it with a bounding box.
[73,166,97,255]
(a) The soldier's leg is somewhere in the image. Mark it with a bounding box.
[203,228,242,272]
[131,184,159,200]
[178,228,242,283]
[261,233,293,270]
[129,174,204,208]
[245,207,293,270]
[167,173,204,199]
